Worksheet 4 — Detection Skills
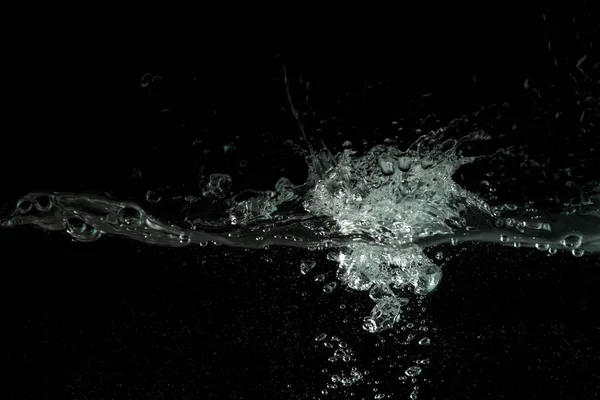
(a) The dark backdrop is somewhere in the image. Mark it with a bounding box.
[2,3,599,400]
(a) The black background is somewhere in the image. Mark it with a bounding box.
[2,3,600,399]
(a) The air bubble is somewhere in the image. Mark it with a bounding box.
[117,207,142,226]
[420,158,434,169]
[323,281,337,293]
[16,199,33,214]
[535,243,549,251]
[178,234,191,245]
[300,259,316,275]
[561,234,583,249]
[66,218,101,242]
[145,190,162,203]
[34,195,53,212]
[203,174,232,199]
[378,157,395,175]
[315,333,327,341]
[572,249,584,257]
[415,262,442,294]
[405,366,422,377]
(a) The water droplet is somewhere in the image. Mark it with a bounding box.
[500,234,509,242]
[514,241,521,248]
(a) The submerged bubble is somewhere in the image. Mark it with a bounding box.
[415,263,442,294]
[16,199,33,214]
[315,333,327,342]
[572,249,585,257]
[203,174,232,199]
[535,243,550,251]
[33,195,53,212]
[117,207,142,226]
[145,190,162,203]
[405,366,422,377]
[323,281,337,293]
[561,234,583,249]
[178,234,191,245]
[300,259,317,275]
[378,157,395,175]
[398,157,412,171]
[65,218,101,242]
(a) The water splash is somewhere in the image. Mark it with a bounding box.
[3,122,599,336]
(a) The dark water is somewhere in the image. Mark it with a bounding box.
[2,5,600,400]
